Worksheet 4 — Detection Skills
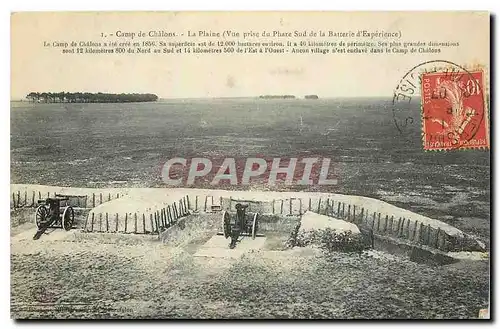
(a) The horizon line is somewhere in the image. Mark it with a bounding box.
[10,95,404,101]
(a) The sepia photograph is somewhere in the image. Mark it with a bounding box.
[9,11,490,319]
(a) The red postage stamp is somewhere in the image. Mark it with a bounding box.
[421,69,489,151]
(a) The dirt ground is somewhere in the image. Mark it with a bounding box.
[11,213,489,319]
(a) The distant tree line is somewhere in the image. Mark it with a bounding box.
[259,95,296,99]
[25,92,159,103]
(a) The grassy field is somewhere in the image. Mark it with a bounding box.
[10,99,490,319]
[11,225,489,319]
[10,99,490,242]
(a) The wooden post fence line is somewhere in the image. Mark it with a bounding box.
[79,196,453,247]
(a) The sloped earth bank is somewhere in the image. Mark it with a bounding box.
[11,220,489,319]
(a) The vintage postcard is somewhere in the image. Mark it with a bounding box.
[10,11,490,319]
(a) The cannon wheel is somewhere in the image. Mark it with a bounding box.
[222,211,231,239]
[35,205,48,229]
[251,213,258,240]
[62,206,75,231]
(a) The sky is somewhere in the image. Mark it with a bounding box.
[11,11,489,99]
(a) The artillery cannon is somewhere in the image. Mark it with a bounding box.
[33,195,75,240]
[217,203,263,249]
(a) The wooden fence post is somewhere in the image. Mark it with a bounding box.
[299,198,303,215]
[337,202,341,217]
[31,191,35,207]
[115,213,119,232]
[204,196,208,212]
[411,220,417,241]
[99,193,102,205]
[427,224,432,246]
[150,214,154,234]
[108,193,111,201]
[12,193,16,208]
[280,200,284,214]
[178,200,183,217]
[187,195,191,210]
[377,213,381,231]
[415,221,422,242]
[435,228,441,249]
[134,213,138,233]
[99,213,102,232]
[325,198,330,215]
[91,212,95,231]
[272,199,275,214]
[317,198,322,213]
[289,198,293,216]
[83,212,89,232]
[174,203,178,218]
[124,213,128,233]
[153,212,157,232]
[309,198,312,211]
[92,193,95,208]
[142,213,146,233]
[17,191,21,207]
[105,212,109,232]
[195,195,198,211]
[152,212,156,233]
[360,208,364,225]
[372,212,376,231]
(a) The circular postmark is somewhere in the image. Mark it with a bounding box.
[392,60,486,150]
